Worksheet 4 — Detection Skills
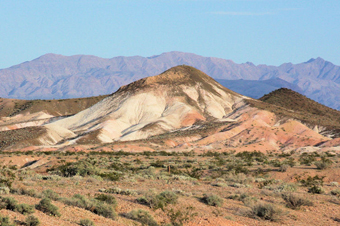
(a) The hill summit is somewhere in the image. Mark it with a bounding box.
[42,65,245,144]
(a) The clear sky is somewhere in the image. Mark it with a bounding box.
[0,0,339,68]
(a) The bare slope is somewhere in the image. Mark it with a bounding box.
[44,65,245,144]
[252,88,340,131]
[0,95,108,132]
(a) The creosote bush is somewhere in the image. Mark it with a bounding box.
[16,203,35,215]
[246,202,283,222]
[51,160,98,177]
[282,193,313,209]
[315,156,333,170]
[125,209,158,226]
[165,206,198,226]
[94,194,117,205]
[201,194,223,207]
[35,198,61,217]
[0,214,14,226]
[42,189,59,201]
[137,190,178,210]
[79,219,95,226]
[62,194,117,219]
[25,215,40,226]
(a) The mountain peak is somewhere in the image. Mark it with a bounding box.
[306,57,325,64]
[116,65,227,94]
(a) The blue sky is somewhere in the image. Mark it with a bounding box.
[0,0,339,68]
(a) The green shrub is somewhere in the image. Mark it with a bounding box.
[11,187,40,198]
[94,194,117,206]
[331,189,340,197]
[98,172,122,181]
[226,162,249,175]
[104,187,137,196]
[16,203,35,215]
[299,154,316,166]
[282,193,313,209]
[137,190,178,210]
[125,209,158,226]
[308,185,325,194]
[52,161,98,177]
[0,214,14,226]
[0,187,10,195]
[92,202,116,219]
[0,196,17,211]
[315,156,333,170]
[79,219,95,226]
[42,189,59,201]
[278,164,289,172]
[25,215,40,226]
[201,194,223,207]
[35,198,61,217]
[247,203,283,221]
[165,206,198,226]
[297,175,325,187]
[62,194,116,219]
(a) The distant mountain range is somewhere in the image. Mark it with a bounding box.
[1,51,340,109]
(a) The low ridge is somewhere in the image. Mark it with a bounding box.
[247,88,340,132]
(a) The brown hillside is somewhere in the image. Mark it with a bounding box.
[0,95,108,118]
[116,65,241,97]
[246,88,340,134]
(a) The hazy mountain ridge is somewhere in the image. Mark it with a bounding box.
[1,52,340,109]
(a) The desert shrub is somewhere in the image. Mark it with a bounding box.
[269,159,282,167]
[165,206,198,226]
[62,194,116,219]
[0,196,35,214]
[295,174,325,194]
[98,172,122,181]
[0,214,14,226]
[16,203,35,215]
[308,185,325,194]
[330,182,339,187]
[283,157,296,167]
[51,160,98,177]
[42,189,59,201]
[0,166,16,189]
[276,183,297,192]
[79,219,95,226]
[35,198,61,217]
[104,187,137,196]
[226,161,249,175]
[278,164,290,172]
[246,203,283,221]
[299,153,316,166]
[25,215,40,226]
[62,194,92,209]
[315,156,333,170]
[201,194,223,207]
[137,190,178,210]
[0,187,10,195]
[94,194,117,206]
[125,209,158,226]
[0,196,17,211]
[92,202,116,219]
[331,189,340,197]
[282,193,313,209]
[236,151,267,165]
[257,179,277,189]
[11,187,40,198]
[184,167,203,179]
